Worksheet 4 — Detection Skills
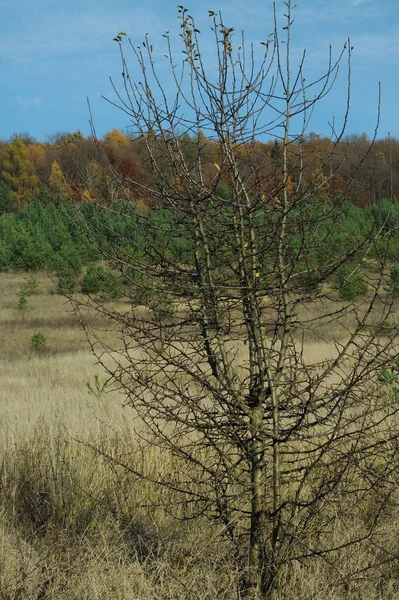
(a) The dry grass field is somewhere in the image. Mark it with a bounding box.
[0,272,238,600]
[1,271,399,599]
[0,272,133,440]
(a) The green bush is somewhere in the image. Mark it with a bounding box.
[334,266,368,301]
[16,232,53,271]
[296,270,322,294]
[0,242,12,270]
[21,274,40,296]
[387,266,399,296]
[52,241,83,275]
[148,292,174,322]
[81,265,124,299]
[30,331,47,353]
[18,294,28,315]
[0,200,96,272]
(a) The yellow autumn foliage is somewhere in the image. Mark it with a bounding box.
[2,138,39,209]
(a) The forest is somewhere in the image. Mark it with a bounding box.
[2,129,399,301]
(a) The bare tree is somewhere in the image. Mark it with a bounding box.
[74,3,399,597]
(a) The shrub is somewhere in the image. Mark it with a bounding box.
[0,242,12,270]
[296,270,322,294]
[148,292,174,322]
[18,235,53,271]
[387,266,399,296]
[81,265,124,299]
[334,266,368,301]
[30,332,47,353]
[21,274,40,296]
[379,360,399,399]
[54,242,83,276]
[18,294,28,315]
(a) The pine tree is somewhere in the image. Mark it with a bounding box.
[0,181,16,213]
[2,138,40,209]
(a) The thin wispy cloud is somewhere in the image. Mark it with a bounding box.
[0,6,171,62]
[0,0,398,139]
[16,96,42,110]
[350,0,373,6]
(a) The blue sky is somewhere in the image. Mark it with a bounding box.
[0,0,397,141]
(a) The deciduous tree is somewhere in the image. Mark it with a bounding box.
[75,3,399,598]
[2,138,39,209]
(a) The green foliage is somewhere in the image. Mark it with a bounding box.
[379,358,399,398]
[334,265,368,301]
[316,200,368,264]
[0,212,49,271]
[387,266,399,296]
[18,232,53,271]
[2,188,399,305]
[215,182,229,200]
[0,241,12,270]
[147,291,174,322]
[0,201,94,272]
[368,198,399,233]
[21,274,40,296]
[81,266,104,295]
[0,181,16,214]
[81,265,124,299]
[86,374,105,399]
[53,242,83,276]
[18,294,28,315]
[57,266,77,295]
[30,331,47,353]
[1,138,39,209]
[295,269,323,294]
[367,200,399,260]
[384,235,399,260]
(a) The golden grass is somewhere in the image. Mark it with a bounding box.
[1,271,398,599]
[0,272,134,440]
[0,272,239,599]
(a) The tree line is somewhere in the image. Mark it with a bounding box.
[1,128,399,212]
[1,131,399,304]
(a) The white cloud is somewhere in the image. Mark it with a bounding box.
[0,4,175,65]
[16,96,42,110]
[342,27,399,60]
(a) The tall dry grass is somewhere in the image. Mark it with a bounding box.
[1,272,399,599]
[0,273,239,599]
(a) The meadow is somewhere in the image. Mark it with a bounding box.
[1,271,399,599]
[0,272,240,600]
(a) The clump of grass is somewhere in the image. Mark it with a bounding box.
[0,428,237,600]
